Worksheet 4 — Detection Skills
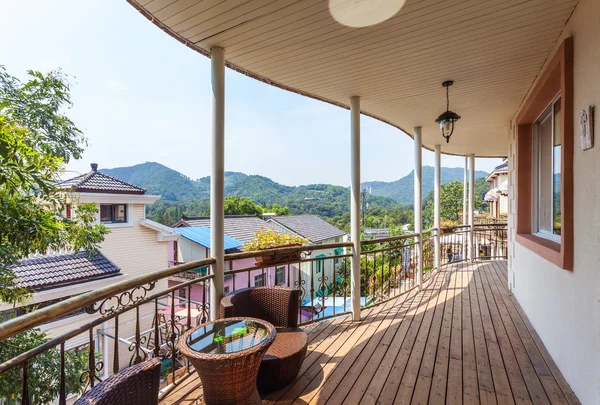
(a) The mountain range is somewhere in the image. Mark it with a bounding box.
[101,162,488,207]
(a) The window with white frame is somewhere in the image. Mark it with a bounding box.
[254,274,265,287]
[100,204,127,224]
[275,266,285,285]
[532,95,562,242]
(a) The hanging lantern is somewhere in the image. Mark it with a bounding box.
[435,80,461,143]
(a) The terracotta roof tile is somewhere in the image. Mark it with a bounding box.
[11,251,121,291]
[57,165,145,195]
[267,215,346,243]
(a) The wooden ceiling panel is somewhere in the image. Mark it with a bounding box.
[128,0,578,156]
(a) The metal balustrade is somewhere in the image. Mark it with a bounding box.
[0,224,508,404]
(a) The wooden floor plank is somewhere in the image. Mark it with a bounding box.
[488,262,580,405]
[429,264,458,405]
[462,262,482,405]
[267,300,395,404]
[296,295,405,404]
[478,263,533,405]
[161,261,581,405]
[311,288,420,404]
[473,264,515,405]
[483,262,552,405]
[375,282,441,404]
[392,272,448,404]
[358,281,429,405]
[485,263,570,405]
[410,271,451,405]
[445,261,463,405]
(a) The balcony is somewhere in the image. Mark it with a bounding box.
[161,259,579,405]
[1,224,578,405]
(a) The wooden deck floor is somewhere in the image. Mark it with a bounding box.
[161,261,581,405]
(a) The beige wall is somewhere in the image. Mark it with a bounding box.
[100,204,168,281]
[33,203,171,377]
[508,0,600,403]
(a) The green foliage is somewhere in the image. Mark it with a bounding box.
[243,228,309,251]
[0,67,85,163]
[422,178,488,228]
[0,67,107,401]
[474,177,490,213]
[107,162,405,221]
[0,328,88,404]
[224,196,263,216]
[423,181,464,227]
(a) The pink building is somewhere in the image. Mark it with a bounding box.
[167,216,293,306]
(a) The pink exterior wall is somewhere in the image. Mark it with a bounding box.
[168,257,294,305]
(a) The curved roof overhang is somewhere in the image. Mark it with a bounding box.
[128,0,577,157]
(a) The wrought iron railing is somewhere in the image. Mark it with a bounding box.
[472,223,508,260]
[0,223,507,404]
[360,232,422,306]
[439,224,471,265]
[0,259,215,404]
[221,242,354,325]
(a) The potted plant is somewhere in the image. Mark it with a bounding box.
[243,228,309,265]
[439,219,458,234]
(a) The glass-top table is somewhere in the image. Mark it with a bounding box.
[179,317,276,405]
[186,318,271,355]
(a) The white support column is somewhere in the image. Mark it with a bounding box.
[414,127,423,288]
[463,156,468,225]
[468,154,475,261]
[462,155,468,259]
[434,145,441,270]
[350,96,361,321]
[210,46,225,321]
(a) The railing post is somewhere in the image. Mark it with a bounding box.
[414,127,423,288]
[350,96,361,321]
[463,155,468,259]
[210,46,225,321]
[469,154,475,261]
[434,144,441,270]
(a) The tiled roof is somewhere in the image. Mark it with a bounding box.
[267,215,346,243]
[11,251,121,291]
[176,215,280,244]
[493,163,508,171]
[175,226,244,251]
[56,164,146,195]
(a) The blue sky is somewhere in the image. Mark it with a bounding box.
[1,0,501,187]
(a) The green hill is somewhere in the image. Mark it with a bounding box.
[101,162,489,219]
[362,166,489,204]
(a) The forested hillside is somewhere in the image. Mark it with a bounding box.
[102,162,489,227]
[361,166,488,203]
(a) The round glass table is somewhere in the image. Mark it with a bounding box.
[179,317,276,405]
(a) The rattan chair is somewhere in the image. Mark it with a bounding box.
[220,286,308,393]
[74,357,161,405]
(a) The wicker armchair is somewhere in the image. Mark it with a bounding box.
[220,287,308,393]
[74,358,161,405]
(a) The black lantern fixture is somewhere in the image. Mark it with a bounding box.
[435,80,461,143]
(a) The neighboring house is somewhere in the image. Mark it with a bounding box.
[170,215,294,301]
[266,215,347,303]
[484,160,509,218]
[364,228,390,240]
[1,163,178,377]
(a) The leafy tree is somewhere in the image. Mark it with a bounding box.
[0,67,108,403]
[422,178,489,228]
[223,196,263,216]
[263,203,291,216]
[423,181,464,227]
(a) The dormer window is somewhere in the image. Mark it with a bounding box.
[100,204,127,224]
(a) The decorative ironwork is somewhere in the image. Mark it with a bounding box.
[85,282,157,316]
[294,279,307,302]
